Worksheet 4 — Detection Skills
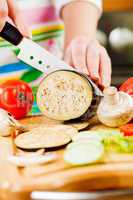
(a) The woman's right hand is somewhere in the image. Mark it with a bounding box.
[0,0,31,37]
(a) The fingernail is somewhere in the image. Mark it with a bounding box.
[94,75,99,80]
[28,31,32,39]
[103,79,110,87]
[92,74,99,81]
[24,26,32,39]
[92,70,99,79]
[83,67,89,75]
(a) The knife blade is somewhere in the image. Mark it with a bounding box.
[0,22,72,74]
[31,190,133,200]
[17,37,72,74]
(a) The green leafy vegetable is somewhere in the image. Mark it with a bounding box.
[103,132,133,153]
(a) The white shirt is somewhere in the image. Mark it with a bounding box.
[18,0,102,16]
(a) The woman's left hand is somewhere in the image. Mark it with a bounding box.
[64,36,112,88]
[0,0,31,37]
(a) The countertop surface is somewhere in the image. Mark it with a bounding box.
[0,116,133,200]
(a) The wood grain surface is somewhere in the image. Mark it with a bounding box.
[0,116,133,200]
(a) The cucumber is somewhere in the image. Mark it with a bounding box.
[73,130,122,142]
[64,142,104,165]
[91,127,122,136]
[66,140,101,151]
[72,131,107,142]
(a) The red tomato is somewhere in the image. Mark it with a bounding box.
[0,80,34,119]
[119,77,133,97]
[120,124,133,137]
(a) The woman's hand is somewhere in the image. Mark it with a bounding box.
[62,1,111,88]
[0,0,31,37]
[64,36,112,88]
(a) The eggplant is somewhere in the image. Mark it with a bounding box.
[37,70,103,122]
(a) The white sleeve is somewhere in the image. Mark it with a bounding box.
[55,0,103,14]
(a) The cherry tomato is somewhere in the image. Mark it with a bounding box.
[120,124,133,137]
[0,80,34,119]
[119,77,133,97]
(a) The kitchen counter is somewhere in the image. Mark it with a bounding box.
[0,116,133,200]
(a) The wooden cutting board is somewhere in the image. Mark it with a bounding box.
[0,116,133,200]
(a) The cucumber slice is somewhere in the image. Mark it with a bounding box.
[64,142,104,165]
[66,140,101,151]
[91,126,122,136]
[98,129,122,136]
[73,130,122,142]
[72,131,107,142]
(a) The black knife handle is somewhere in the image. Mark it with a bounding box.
[0,22,23,46]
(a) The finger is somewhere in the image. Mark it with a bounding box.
[7,0,31,38]
[99,47,112,88]
[71,37,89,74]
[14,14,32,38]
[64,44,74,67]
[0,0,8,31]
[87,43,100,81]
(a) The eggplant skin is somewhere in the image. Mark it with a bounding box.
[17,144,70,152]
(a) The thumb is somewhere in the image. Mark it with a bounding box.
[0,0,8,31]
[7,0,32,38]
[14,13,32,39]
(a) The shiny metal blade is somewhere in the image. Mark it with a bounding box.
[17,38,72,75]
[31,190,133,200]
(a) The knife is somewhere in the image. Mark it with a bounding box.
[0,22,103,98]
[31,190,133,200]
[0,22,72,75]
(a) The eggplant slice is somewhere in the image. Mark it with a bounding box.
[15,125,77,150]
[37,70,103,121]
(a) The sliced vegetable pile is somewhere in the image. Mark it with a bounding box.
[15,125,77,150]
[64,128,133,166]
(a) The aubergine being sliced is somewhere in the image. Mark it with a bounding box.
[37,70,103,121]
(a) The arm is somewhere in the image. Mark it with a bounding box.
[61,0,112,88]
[62,1,100,48]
